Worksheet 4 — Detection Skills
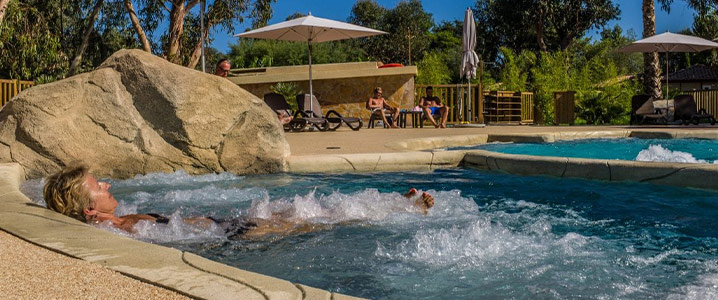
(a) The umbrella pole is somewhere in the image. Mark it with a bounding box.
[308,38,313,113]
[467,79,471,123]
[665,52,669,114]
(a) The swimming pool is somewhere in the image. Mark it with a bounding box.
[23,169,718,299]
[459,138,718,164]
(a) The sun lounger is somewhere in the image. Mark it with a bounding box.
[264,93,327,132]
[630,94,667,125]
[297,94,363,131]
[674,94,716,125]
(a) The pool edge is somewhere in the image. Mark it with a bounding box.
[0,162,366,300]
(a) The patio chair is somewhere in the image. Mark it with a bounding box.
[674,94,716,125]
[263,93,296,131]
[630,94,668,125]
[297,94,363,131]
[264,93,328,132]
[365,100,397,128]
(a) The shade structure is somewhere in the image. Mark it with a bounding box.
[460,8,479,123]
[619,32,718,105]
[235,14,386,111]
[618,32,718,53]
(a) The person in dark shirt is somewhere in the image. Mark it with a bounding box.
[419,86,448,128]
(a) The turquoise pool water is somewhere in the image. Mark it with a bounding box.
[458,138,718,163]
[23,169,718,299]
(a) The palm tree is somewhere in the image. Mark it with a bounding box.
[643,0,662,99]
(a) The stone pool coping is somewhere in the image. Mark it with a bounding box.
[3,128,718,300]
[288,129,718,190]
[0,163,364,300]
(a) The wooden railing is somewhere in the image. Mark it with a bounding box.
[1,79,34,107]
[415,84,484,124]
[686,90,718,117]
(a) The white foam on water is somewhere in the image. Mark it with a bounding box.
[94,211,227,244]
[374,217,594,270]
[122,170,242,186]
[246,189,479,226]
[20,178,46,206]
[635,144,715,164]
[667,260,718,300]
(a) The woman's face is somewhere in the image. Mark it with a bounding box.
[374,89,383,97]
[83,174,117,215]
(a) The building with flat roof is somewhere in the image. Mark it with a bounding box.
[228,62,418,120]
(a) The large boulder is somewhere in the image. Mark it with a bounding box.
[0,49,290,178]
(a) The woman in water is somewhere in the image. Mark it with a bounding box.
[43,162,435,239]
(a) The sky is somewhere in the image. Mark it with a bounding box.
[207,0,698,54]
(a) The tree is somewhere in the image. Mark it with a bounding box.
[0,0,68,80]
[122,0,274,67]
[69,0,105,76]
[474,0,619,61]
[0,0,9,26]
[349,0,432,65]
[643,0,662,99]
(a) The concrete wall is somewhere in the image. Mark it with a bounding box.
[239,74,415,120]
[228,62,417,120]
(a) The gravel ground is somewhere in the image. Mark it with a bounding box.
[0,230,190,300]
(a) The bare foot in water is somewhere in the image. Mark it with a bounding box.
[421,192,435,209]
[404,188,418,198]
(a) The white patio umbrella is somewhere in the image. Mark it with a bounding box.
[235,13,386,111]
[460,8,479,123]
[619,32,718,103]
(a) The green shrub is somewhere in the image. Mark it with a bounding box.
[270,82,303,111]
[416,51,451,85]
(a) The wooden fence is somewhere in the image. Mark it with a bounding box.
[554,91,576,125]
[686,90,718,118]
[1,79,34,107]
[415,84,484,124]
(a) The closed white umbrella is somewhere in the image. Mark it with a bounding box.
[460,8,479,123]
[235,13,386,111]
[619,32,718,105]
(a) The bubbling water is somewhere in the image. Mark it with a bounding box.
[636,144,718,164]
[20,169,718,299]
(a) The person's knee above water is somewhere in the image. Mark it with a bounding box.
[420,86,449,128]
[366,86,400,128]
[43,162,435,239]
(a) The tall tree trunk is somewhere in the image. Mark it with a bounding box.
[535,4,548,52]
[0,0,10,27]
[124,0,151,52]
[68,0,104,76]
[167,2,186,64]
[643,0,662,99]
[187,23,210,69]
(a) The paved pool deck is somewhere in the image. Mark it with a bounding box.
[3,124,718,299]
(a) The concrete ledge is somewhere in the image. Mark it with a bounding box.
[0,163,365,300]
[385,134,488,151]
[463,151,718,190]
[287,151,465,173]
[630,130,718,140]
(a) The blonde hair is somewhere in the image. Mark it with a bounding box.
[43,162,92,222]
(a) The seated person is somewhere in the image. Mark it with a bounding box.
[277,110,293,125]
[43,162,434,239]
[366,87,400,128]
[419,86,449,128]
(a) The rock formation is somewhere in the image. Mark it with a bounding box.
[0,49,290,178]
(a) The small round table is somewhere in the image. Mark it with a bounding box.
[399,110,424,128]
